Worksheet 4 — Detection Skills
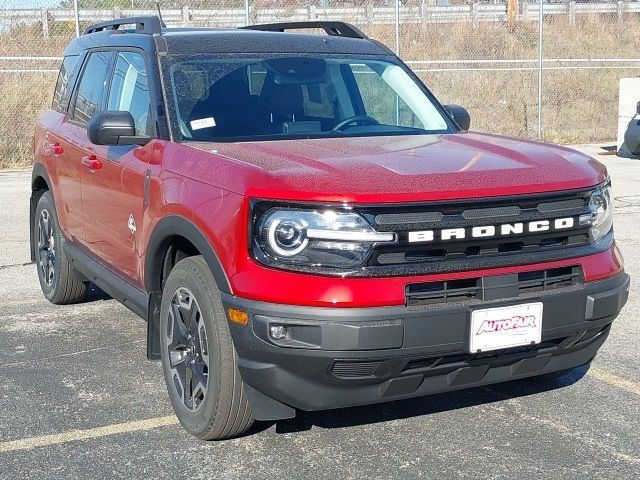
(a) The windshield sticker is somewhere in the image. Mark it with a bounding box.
[190,117,216,130]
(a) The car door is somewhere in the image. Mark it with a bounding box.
[81,50,154,287]
[40,54,85,241]
[61,50,114,249]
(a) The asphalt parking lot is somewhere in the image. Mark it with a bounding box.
[0,144,639,479]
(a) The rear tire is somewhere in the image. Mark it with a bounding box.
[34,191,87,304]
[159,255,254,440]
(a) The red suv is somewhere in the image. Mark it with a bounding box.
[31,17,629,440]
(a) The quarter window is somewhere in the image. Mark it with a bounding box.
[107,52,151,136]
[52,55,78,112]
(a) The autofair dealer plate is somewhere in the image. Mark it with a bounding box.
[469,302,543,353]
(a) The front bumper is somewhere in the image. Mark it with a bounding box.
[223,271,629,420]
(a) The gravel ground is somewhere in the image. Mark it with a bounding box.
[0,145,638,479]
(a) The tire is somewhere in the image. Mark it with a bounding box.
[34,191,87,304]
[159,255,254,440]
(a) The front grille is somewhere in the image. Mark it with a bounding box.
[331,360,382,379]
[405,278,479,305]
[517,267,580,294]
[406,266,582,306]
[359,187,602,275]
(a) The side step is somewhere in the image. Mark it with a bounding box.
[64,242,148,320]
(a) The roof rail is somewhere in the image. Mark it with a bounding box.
[83,16,165,36]
[241,21,368,40]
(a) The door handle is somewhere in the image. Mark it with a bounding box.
[42,140,63,155]
[81,154,102,170]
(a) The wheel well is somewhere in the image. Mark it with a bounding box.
[30,176,50,262]
[153,235,201,294]
[31,176,49,207]
[145,218,232,360]
[146,234,201,360]
[32,176,48,193]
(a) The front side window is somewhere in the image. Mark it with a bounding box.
[71,51,113,125]
[163,55,451,142]
[107,51,151,136]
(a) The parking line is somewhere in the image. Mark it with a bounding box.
[0,415,179,453]
[589,366,640,396]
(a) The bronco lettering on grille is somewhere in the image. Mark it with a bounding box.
[407,217,575,243]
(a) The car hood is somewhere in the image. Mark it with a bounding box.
[181,132,607,203]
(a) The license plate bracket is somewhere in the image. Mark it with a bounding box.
[468,302,543,353]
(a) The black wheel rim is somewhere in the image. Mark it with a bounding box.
[37,208,55,287]
[165,287,209,412]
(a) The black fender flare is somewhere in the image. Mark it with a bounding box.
[29,164,54,262]
[143,215,232,295]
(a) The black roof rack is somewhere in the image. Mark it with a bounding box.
[83,16,165,36]
[241,21,368,40]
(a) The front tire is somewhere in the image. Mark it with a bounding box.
[159,256,254,440]
[34,191,87,304]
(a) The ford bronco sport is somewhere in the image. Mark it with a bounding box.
[31,16,629,440]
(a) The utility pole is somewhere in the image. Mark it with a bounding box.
[73,0,80,37]
[537,0,544,139]
[507,0,517,26]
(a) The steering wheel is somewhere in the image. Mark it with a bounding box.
[331,115,379,131]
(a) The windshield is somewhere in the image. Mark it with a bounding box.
[163,54,453,142]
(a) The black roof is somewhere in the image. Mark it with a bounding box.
[160,30,389,56]
[64,17,391,57]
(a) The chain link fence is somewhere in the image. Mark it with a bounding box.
[1,0,639,168]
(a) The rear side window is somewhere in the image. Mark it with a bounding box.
[107,51,151,136]
[52,55,78,112]
[71,51,113,126]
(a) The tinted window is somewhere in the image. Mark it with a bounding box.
[52,55,78,112]
[107,52,151,136]
[72,51,113,125]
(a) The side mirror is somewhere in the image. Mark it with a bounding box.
[444,104,471,131]
[87,111,151,146]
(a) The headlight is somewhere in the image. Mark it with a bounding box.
[579,185,613,243]
[253,208,395,269]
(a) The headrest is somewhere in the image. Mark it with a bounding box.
[267,83,304,116]
[216,79,251,108]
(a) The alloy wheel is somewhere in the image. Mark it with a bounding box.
[165,287,210,412]
[37,208,56,287]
